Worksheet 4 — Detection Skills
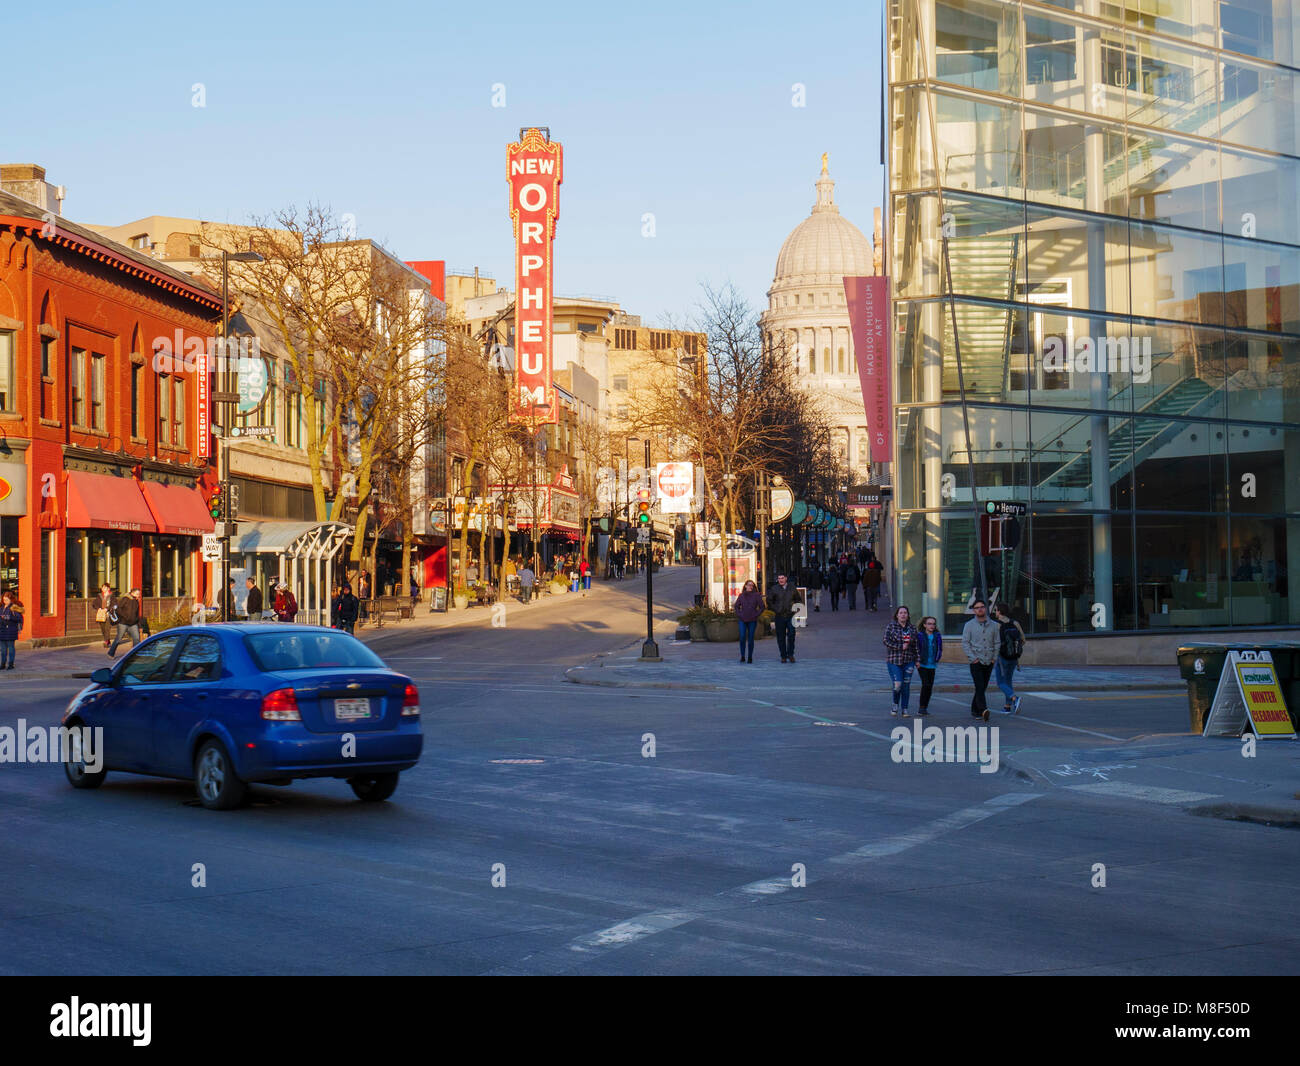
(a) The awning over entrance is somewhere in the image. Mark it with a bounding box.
[139,480,214,536]
[234,520,352,559]
[66,471,157,532]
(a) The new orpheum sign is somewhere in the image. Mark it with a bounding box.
[507,128,563,425]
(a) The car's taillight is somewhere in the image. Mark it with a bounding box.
[401,683,420,717]
[261,688,301,720]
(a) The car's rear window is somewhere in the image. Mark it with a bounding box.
[243,631,387,672]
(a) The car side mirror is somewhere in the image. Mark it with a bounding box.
[90,667,114,686]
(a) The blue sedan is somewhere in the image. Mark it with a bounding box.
[61,624,423,809]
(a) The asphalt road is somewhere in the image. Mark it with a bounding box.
[2,568,1297,975]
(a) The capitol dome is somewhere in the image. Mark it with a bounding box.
[772,166,873,285]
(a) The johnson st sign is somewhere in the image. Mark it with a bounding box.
[507,128,563,425]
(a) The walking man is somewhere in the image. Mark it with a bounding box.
[519,563,536,603]
[961,599,998,721]
[827,563,843,611]
[766,572,799,663]
[108,587,143,657]
[844,558,861,610]
[992,603,1025,714]
[863,554,884,611]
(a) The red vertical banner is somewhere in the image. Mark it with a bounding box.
[196,349,209,459]
[507,129,563,425]
[844,276,891,464]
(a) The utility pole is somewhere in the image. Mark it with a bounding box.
[756,469,769,596]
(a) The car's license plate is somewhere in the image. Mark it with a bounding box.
[334,697,372,720]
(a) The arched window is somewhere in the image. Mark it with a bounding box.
[823,348,830,374]
[837,348,845,374]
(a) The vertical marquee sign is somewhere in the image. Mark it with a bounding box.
[844,276,891,464]
[507,128,563,425]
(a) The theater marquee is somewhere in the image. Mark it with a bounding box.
[507,128,563,425]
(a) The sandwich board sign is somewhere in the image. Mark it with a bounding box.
[1203,650,1296,738]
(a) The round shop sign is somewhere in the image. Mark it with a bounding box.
[791,500,808,526]
[0,476,10,503]
[770,486,794,523]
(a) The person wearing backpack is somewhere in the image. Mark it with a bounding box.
[993,603,1025,714]
[863,554,884,611]
[827,563,843,611]
[843,559,861,610]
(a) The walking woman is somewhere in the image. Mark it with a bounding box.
[0,590,24,669]
[94,584,115,647]
[915,615,943,717]
[881,605,919,717]
[734,579,763,664]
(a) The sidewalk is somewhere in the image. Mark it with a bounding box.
[4,577,619,680]
[566,596,1187,693]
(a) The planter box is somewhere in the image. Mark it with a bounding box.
[689,620,708,642]
[705,619,740,643]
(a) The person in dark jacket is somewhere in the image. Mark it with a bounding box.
[245,578,264,621]
[827,564,843,611]
[765,572,800,663]
[807,566,823,612]
[333,584,360,634]
[915,615,943,717]
[844,560,861,609]
[863,555,884,611]
[108,587,143,657]
[0,590,23,668]
[734,579,763,664]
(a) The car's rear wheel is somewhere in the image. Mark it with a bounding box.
[349,773,399,802]
[194,740,247,810]
[63,722,106,790]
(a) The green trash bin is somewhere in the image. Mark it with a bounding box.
[1177,642,1300,733]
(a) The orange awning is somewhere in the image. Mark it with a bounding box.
[66,471,157,532]
[139,480,214,536]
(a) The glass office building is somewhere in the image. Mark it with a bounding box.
[888,0,1300,636]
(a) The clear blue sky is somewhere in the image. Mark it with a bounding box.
[8,0,884,323]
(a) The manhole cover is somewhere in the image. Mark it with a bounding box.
[490,758,545,765]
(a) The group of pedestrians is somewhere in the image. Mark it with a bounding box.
[808,552,885,612]
[92,584,151,658]
[879,598,1026,719]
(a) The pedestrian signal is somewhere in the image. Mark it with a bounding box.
[636,487,652,525]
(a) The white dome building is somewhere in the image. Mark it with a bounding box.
[761,159,878,480]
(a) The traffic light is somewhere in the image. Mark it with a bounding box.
[208,483,225,520]
[635,487,652,525]
[228,482,240,521]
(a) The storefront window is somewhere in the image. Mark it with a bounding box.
[0,516,19,593]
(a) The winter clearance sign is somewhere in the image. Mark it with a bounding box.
[507,128,563,425]
[1203,650,1296,738]
[844,276,891,464]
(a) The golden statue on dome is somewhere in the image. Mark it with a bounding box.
[821,152,829,176]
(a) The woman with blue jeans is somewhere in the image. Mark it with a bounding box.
[0,590,23,669]
[882,605,919,716]
[734,580,763,663]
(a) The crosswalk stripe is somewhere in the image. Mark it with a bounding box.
[1068,782,1219,804]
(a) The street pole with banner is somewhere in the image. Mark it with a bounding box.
[641,439,659,661]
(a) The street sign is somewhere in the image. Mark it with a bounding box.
[230,425,276,438]
[655,462,694,513]
[770,486,793,523]
[985,501,1027,516]
[637,527,651,544]
[1204,651,1296,738]
[211,391,240,404]
[201,534,221,561]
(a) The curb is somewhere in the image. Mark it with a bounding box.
[1188,801,1300,828]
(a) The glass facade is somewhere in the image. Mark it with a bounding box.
[889,0,1300,634]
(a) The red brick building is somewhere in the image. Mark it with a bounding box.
[0,168,221,641]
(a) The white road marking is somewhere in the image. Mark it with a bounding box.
[1022,692,1078,701]
[1012,715,1126,741]
[560,791,1042,961]
[1067,782,1219,804]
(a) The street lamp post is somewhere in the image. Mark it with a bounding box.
[640,437,659,661]
[213,248,263,622]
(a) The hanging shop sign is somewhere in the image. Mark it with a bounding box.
[844,276,891,464]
